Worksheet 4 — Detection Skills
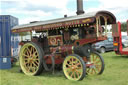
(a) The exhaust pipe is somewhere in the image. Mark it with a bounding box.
[76,0,85,15]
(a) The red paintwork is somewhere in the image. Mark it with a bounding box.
[19,41,25,46]
[74,36,107,46]
[50,45,73,54]
[48,35,63,46]
[46,45,74,64]
[118,22,123,52]
[44,55,64,64]
[86,63,94,67]
[113,21,128,55]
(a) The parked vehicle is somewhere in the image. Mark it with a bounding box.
[122,35,128,47]
[92,37,114,53]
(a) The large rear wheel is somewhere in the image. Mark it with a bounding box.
[19,42,43,76]
[63,54,86,81]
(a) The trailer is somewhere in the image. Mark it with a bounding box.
[112,20,128,55]
[11,0,116,81]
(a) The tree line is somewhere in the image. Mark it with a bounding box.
[121,22,127,32]
[110,22,127,32]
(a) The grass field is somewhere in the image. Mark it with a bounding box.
[0,52,128,85]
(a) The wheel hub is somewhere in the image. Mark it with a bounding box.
[89,65,96,68]
[71,65,77,71]
[29,59,33,62]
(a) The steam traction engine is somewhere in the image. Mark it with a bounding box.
[11,0,116,81]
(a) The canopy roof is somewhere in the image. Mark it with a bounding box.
[12,10,116,33]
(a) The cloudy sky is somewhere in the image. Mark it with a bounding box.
[1,0,128,24]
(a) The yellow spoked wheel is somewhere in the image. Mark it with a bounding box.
[63,54,86,81]
[19,42,43,76]
[86,52,104,75]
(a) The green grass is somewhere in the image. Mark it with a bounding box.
[0,52,128,85]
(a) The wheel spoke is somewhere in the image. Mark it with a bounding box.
[32,47,35,54]
[30,63,33,68]
[27,64,31,72]
[31,63,37,72]
[73,72,76,79]
[93,56,98,62]
[71,72,75,78]
[25,67,30,72]
[92,68,97,74]
[29,63,35,72]
[32,62,38,67]
[77,66,82,69]
[71,58,74,65]
[95,64,102,67]
[91,68,96,74]
[96,65,101,72]
[75,69,82,75]
[33,55,38,59]
[76,70,80,78]
[34,61,39,66]
[22,53,29,57]
[26,47,31,55]
[90,68,93,74]
[95,60,101,64]
[92,54,95,62]
[66,63,72,67]
[24,62,29,67]
[31,67,35,72]
[66,69,72,75]
[33,51,38,57]
[86,68,90,73]
[76,62,81,66]
[30,46,33,54]
[26,50,30,56]
[33,58,39,61]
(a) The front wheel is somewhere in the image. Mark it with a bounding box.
[86,52,105,75]
[63,54,86,81]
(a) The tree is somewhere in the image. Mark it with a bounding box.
[121,22,127,32]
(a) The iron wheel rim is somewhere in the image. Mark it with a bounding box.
[20,43,40,75]
[63,54,85,81]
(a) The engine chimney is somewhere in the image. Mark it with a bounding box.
[76,0,85,15]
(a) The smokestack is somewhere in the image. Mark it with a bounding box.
[76,0,85,15]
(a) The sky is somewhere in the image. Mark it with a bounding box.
[1,0,128,24]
